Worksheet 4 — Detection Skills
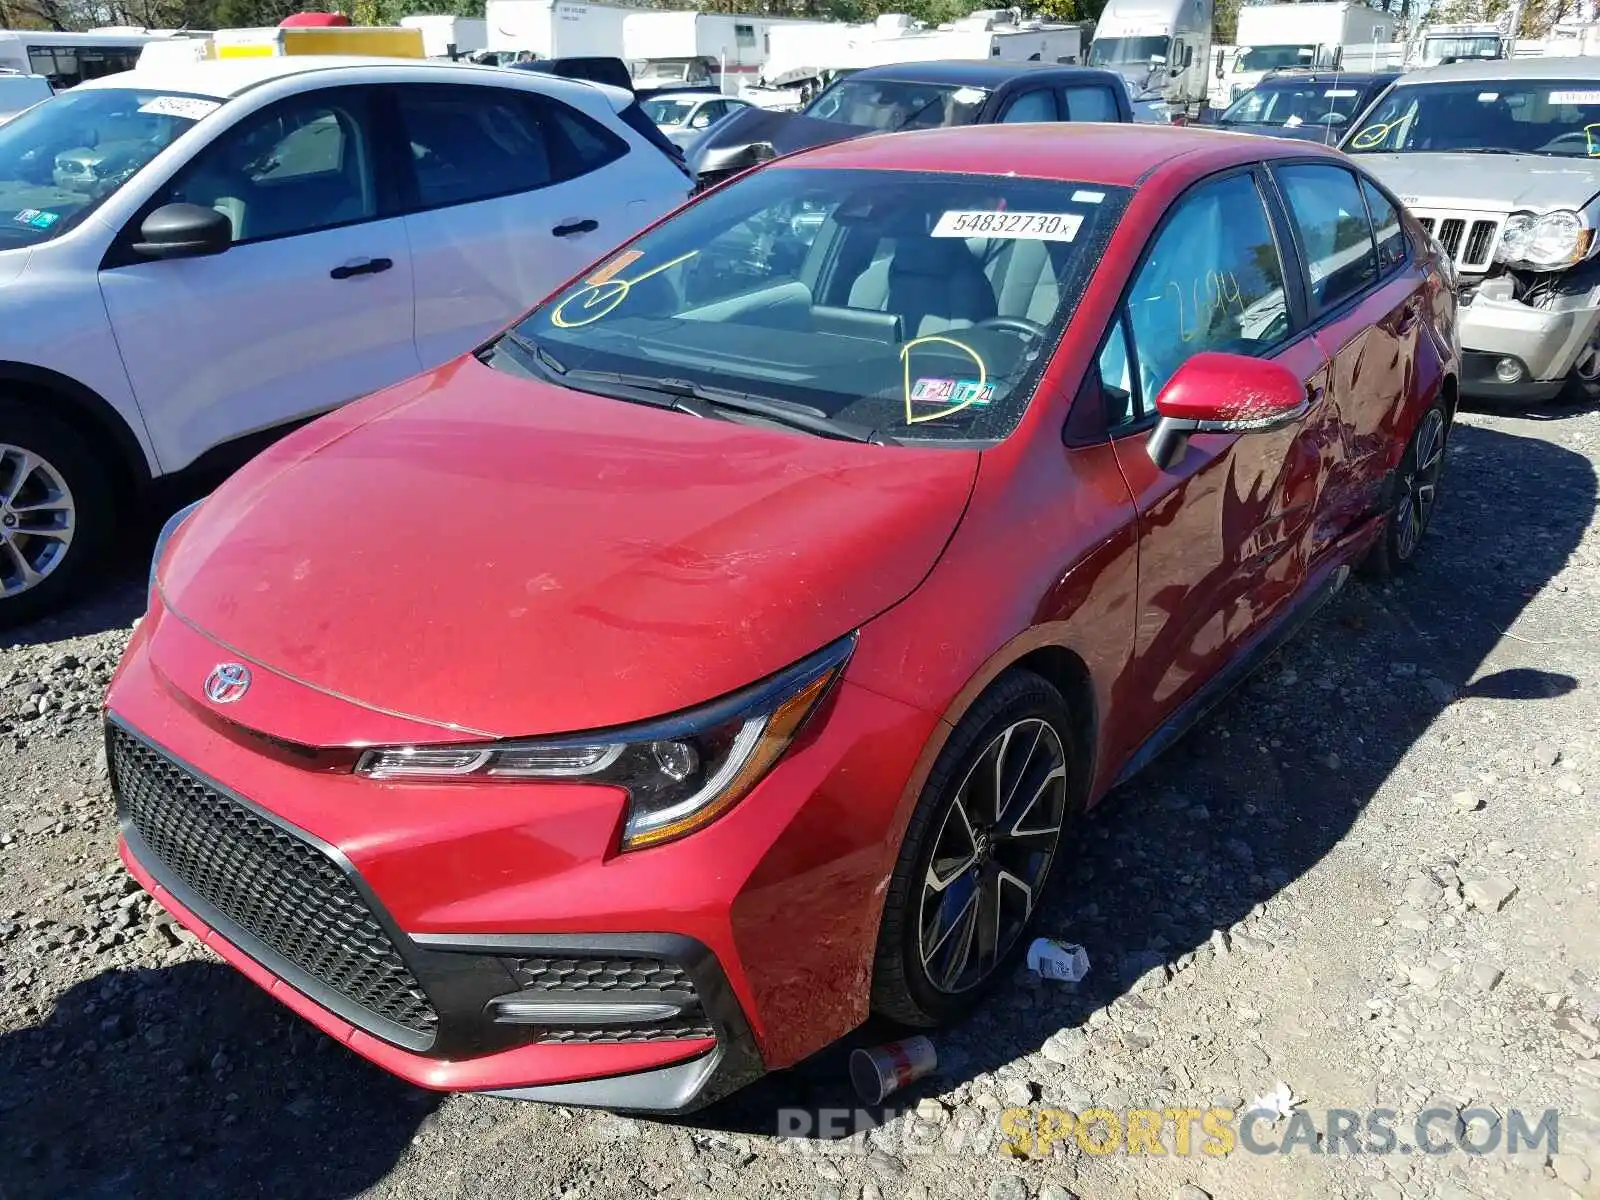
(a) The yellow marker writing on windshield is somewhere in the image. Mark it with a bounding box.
[550,250,700,329]
[1348,121,1394,151]
[901,336,987,425]
[1585,123,1600,157]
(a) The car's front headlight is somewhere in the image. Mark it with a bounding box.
[1497,209,1593,271]
[356,634,855,850]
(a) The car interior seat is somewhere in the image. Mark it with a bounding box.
[847,235,997,338]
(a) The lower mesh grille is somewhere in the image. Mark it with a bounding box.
[509,954,716,1044]
[111,725,439,1042]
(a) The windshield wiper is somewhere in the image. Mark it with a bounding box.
[568,371,896,445]
[1451,146,1520,154]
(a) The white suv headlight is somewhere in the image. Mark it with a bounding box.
[1497,209,1592,271]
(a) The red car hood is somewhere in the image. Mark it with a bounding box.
[157,358,977,739]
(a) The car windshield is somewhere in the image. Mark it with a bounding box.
[1220,79,1371,127]
[1422,35,1501,64]
[0,86,211,248]
[642,97,697,126]
[801,79,989,130]
[490,167,1128,444]
[1235,45,1317,73]
[1088,36,1170,66]
[1346,79,1600,156]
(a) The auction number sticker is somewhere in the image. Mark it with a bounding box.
[932,210,1083,241]
[138,95,222,120]
[1551,90,1600,105]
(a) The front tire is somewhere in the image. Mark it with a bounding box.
[1363,399,1448,580]
[0,401,116,628]
[870,669,1082,1027]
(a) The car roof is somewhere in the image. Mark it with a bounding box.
[1397,54,1600,84]
[783,122,1337,188]
[1261,69,1398,85]
[72,55,602,101]
[841,59,1116,89]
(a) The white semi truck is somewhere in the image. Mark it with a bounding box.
[1219,2,1398,106]
[1089,0,1213,114]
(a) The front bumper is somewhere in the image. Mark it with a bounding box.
[1458,283,1600,395]
[105,599,938,1111]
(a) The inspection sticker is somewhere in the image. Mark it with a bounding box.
[137,95,222,120]
[1071,189,1105,204]
[585,249,643,285]
[910,377,956,404]
[1550,90,1600,105]
[12,209,56,229]
[931,210,1083,241]
[950,378,995,406]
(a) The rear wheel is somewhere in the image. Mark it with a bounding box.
[1363,400,1447,580]
[0,401,116,628]
[870,670,1081,1027]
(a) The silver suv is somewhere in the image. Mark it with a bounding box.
[1344,57,1600,403]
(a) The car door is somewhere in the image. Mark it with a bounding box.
[1100,168,1334,754]
[99,85,419,473]
[1271,162,1423,559]
[392,81,657,369]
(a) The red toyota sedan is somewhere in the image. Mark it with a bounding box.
[107,124,1458,1112]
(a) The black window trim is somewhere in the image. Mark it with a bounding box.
[1265,157,1399,329]
[381,80,629,220]
[1081,162,1309,444]
[102,83,399,271]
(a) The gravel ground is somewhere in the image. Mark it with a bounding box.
[3,403,1600,1200]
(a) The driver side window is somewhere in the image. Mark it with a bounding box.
[164,88,378,245]
[1114,171,1292,422]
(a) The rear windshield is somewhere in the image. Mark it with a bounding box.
[490,166,1129,444]
[1220,79,1374,129]
[1346,78,1600,155]
[801,79,990,131]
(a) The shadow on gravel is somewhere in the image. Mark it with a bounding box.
[0,961,436,1199]
[694,418,1597,1140]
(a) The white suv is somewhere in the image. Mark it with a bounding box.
[0,56,692,624]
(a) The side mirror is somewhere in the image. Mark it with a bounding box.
[131,202,232,260]
[1146,352,1310,469]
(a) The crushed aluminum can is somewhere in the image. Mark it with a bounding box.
[849,1036,937,1105]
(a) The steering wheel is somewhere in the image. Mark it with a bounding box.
[972,315,1050,341]
[1537,131,1591,154]
[1312,111,1348,126]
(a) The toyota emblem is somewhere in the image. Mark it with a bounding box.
[204,662,252,704]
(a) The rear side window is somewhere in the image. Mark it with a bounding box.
[394,85,628,210]
[619,99,692,178]
[1360,177,1406,273]
[1274,163,1379,312]
[1001,89,1058,122]
[1062,86,1119,122]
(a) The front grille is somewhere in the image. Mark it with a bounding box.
[1415,211,1502,272]
[508,954,715,1044]
[111,725,439,1042]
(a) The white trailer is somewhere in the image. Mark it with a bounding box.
[759,13,912,88]
[622,11,827,93]
[400,15,488,59]
[485,0,634,60]
[1222,3,1396,106]
[1089,0,1213,112]
[855,13,1084,69]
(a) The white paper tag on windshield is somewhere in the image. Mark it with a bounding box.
[932,210,1083,241]
[138,95,222,120]
[1284,115,1304,127]
[1550,89,1600,105]
[1324,88,1358,97]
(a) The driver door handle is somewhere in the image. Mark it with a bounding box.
[330,257,393,280]
[553,218,599,238]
